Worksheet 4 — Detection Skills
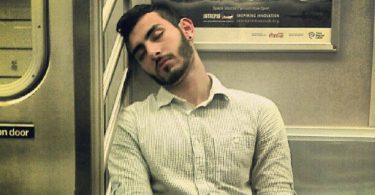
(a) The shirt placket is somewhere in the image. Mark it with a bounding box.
[189,112,210,195]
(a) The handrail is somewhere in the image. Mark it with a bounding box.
[105,181,112,195]
[102,0,117,31]
[103,34,123,99]
[104,68,128,167]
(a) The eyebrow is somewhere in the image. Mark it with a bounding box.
[131,24,161,55]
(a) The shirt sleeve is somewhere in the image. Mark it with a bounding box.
[108,106,153,195]
[251,100,296,195]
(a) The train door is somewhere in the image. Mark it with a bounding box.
[0,0,76,194]
[0,0,129,194]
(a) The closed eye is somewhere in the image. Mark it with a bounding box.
[135,48,146,62]
[132,25,165,62]
[151,29,164,41]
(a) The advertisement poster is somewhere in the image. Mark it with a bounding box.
[150,0,334,51]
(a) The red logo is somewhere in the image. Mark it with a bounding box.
[269,32,284,38]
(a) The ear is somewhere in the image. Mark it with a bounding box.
[178,18,194,41]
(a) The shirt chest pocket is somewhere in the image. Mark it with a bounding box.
[213,134,256,169]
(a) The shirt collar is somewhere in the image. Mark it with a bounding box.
[155,73,230,109]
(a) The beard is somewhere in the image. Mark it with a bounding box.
[149,30,193,86]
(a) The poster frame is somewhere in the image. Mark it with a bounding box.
[130,0,339,52]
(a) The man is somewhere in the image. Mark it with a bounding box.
[109,3,295,195]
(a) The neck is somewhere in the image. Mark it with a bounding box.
[166,52,211,106]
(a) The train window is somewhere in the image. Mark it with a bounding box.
[0,0,47,103]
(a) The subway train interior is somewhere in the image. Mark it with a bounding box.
[1,0,375,194]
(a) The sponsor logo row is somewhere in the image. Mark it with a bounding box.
[251,32,326,39]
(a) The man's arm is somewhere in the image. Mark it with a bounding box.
[108,107,153,194]
[251,100,296,195]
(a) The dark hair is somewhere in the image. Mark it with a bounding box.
[116,3,182,50]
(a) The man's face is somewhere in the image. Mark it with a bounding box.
[128,12,193,86]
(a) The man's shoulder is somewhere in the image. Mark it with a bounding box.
[116,94,158,130]
[226,88,274,107]
[122,93,158,114]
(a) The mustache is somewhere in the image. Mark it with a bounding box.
[155,53,174,69]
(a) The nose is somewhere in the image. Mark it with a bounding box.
[145,42,161,60]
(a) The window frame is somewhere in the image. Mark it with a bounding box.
[0,0,48,104]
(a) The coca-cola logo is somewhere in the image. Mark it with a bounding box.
[269,32,284,38]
